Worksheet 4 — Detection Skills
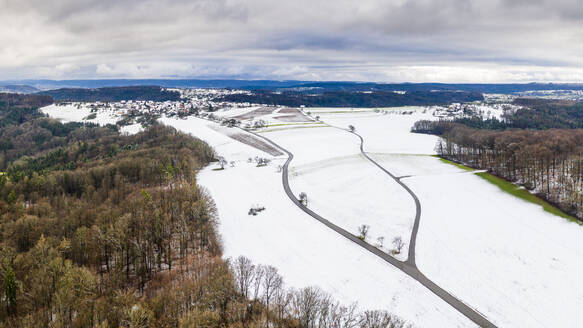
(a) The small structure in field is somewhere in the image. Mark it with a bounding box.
[248,205,266,216]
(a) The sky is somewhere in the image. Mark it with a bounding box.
[1,0,583,83]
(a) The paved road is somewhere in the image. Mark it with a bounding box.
[343,129,421,266]
[245,127,497,328]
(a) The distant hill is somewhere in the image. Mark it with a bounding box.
[37,85,181,102]
[0,93,53,110]
[218,90,484,107]
[0,84,39,94]
[4,79,583,94]
[273,82,583,94]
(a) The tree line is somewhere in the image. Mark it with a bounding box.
[38,86,181,102]
[412,120,583,220]
[219,90,483,108]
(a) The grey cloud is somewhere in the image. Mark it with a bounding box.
[0,0,582,82]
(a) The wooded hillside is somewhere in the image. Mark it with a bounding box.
[37,86,181,102]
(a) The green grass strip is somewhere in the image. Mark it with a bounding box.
[258,125,329,133]
[474,172,581,224]
[307,110,374,114]
[431,155,474,171]
[266,122,323,127]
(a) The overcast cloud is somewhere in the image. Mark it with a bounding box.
[1,0,582,82]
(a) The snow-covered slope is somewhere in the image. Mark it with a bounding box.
[155,116,474,327]
[41,104,120,126]
[262,126,416,260]
[317,110,583,328]
[40,104,144,134]
[318,108,438,155]
[197,158,471,327]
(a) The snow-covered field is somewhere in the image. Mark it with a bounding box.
[319,108,438,154]
[41,104,119,125]
[41,104,145,134]
[40,102,583,327]
[160,115,474,327]
[317,110,583,328]
[262,125,416,260]
[409,171,583,328]
[159,116,274,161]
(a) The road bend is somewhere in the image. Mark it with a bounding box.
[243,127,496,328]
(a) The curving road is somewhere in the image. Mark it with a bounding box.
[245,127,497,328]
[342,128,421,266]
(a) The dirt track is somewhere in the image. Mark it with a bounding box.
[228,133,283,156]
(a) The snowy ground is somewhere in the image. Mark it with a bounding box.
[210,105,263,119]
[319,107,438,155]
[197,157,471,327]
[41,104,119,125]
[159,115,473,327]
[409,171,583,328]
[158,116,274,161]
[316,109,583,328]
[262,126,416,260]
[119,123,144,135]
[41,104,144,134]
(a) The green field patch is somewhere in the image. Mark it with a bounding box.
[431,155,474,171]
[307,110,375,114]
[258,125,329,133]
[266,122,323,127]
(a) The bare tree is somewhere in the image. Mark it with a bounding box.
[218,156,227,170]
[326,303,360,328]
[316,292,334,328]
[292,287,324,328]
[360,310,407,328]
[256,157,271,167]
[339,303,360,328]
[233,256,255,299]
[262,266,283,327]
[230,258,409,328]
[392,236,405,254]
[252,265,265,301]
[253,119,267,129]
[376,236,385,249]
[358,224,369,241]
[299,192,308,206]
[273,288,292,326]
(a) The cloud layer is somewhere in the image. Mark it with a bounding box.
[1,0,582,82]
